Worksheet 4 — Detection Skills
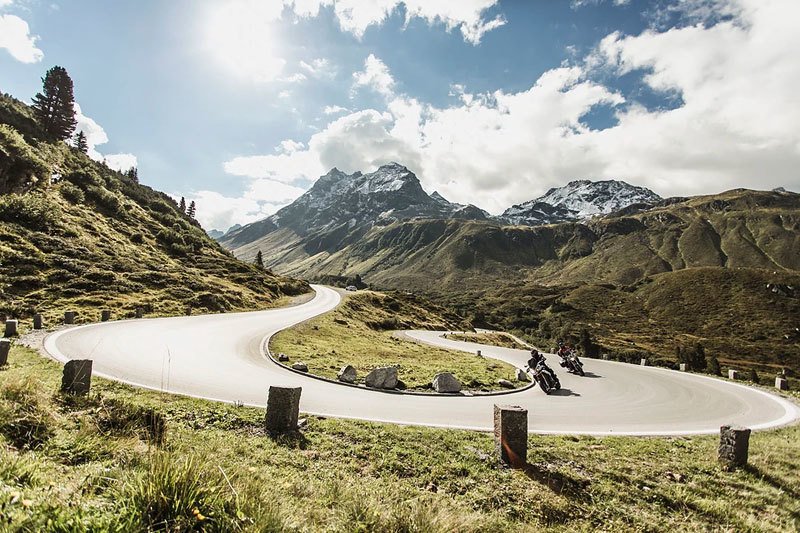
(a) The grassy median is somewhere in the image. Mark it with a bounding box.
[270,291,521,391]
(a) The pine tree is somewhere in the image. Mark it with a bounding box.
[179,197,186,213]
[690,342,707,371]
[187,201,196,219]
[74,130,88,153]
[708,356,721,376]
[255,250,264,268]
[31,66,77,140]
[126,167,139,183]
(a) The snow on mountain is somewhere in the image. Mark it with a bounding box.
[502,180,662,226]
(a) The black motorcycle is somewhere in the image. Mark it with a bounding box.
[527,360,561,394]
[560,349,585,377]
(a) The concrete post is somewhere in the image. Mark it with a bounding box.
[477,350,482,357]
[775,377,789,391]
[135,307,144,319]
[101,310,111,322]
[0,339,10,366]
[33,314,43,330]
[718,425,751,469]
[61,359,93,396]
[640,359,647,366]
[64,311,76,325]
[265,386,302,433]
[494,404,528,468]
[728,369,738,380]
[679,363,687,372]
[3,319,18,337]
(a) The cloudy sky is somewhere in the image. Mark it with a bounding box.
[1,0,798,231]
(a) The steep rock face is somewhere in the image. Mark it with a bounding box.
[502,180,662,225]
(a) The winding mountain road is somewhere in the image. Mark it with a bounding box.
[44,285,799,435]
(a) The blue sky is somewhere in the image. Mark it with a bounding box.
[1,0,798,231]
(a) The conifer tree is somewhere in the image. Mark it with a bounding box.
[708,356,721,376]
[126,167,139,183]
[748,368,760,384]
[31,66,77,140]
[187,200,196,219]
[74,130,88,153]
[255,250,264,268]
[179,196,186,213]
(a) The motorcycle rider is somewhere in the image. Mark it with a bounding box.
[527,349,560,388]
[556,341,572,368]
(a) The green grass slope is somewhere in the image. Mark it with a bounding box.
[0,93,308,322]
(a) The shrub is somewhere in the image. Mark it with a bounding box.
[114,454,244,532]
[0,193,60,230]
[85,185,122,212]
[130,232,144,244]
[59,181,84,203]
[0,124,50,193]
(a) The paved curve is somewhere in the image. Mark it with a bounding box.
[44,285,799,435]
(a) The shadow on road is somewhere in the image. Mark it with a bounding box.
[551,388,580,397]
[581,371,602,378]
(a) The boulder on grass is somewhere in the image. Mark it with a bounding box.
[432,372,462,393]
[515,368,529,382]
[498,379,515,389]
[338,365,357,384]
[277,353,289,362]
[291,362,308,372]
[365,366,398,389]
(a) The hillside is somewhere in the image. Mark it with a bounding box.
[0,93,308,322]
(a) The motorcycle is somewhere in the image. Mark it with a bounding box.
[560,349,585,377]
[527,360,561,394]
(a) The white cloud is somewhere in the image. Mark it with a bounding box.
[0,14,43,63]
[324,105,349,115]
[300,57,336,79]
[351,54,395,97]
[216,0,800,226]
[283,0,504,44]
[73,103,138,172]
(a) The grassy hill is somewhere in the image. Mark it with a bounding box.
[0,93,308,323]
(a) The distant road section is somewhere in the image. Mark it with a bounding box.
[45,286,799,435]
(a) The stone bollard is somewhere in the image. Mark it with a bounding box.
[33,313,43,330]
[4,319,18,337]
[477,350,482,357]
[61,359,93,396]
[602,354,609,360]
[679,363,687,372]
[728,369,738,380]
[0,339,10,366]
[101,310,111,322]
[64,311,76,325]
[135,307,144,319]
[718,425,751,470]
[775,377,789,391]
[640,359,647,366]
[494,404,528,468]
[265,386,302,433]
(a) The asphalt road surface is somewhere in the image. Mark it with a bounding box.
[44,285,799,435]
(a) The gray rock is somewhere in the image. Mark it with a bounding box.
[337,365,357,384]
[278,353,290,362]
[101,310,111,322]
[0,339,10,366]
[498,379,515,389]
[4,319,18,337]
[265,386,302,433]
[64,311,76,325]
[291,362,308,372]
[33,314,43,330]
[515,368,529,382]
[494,404,528,468]
[718,425,750,469]
[365,366,398,389]
[61,359,92,396]
[432,372,462,393]
[135,307,144,319]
